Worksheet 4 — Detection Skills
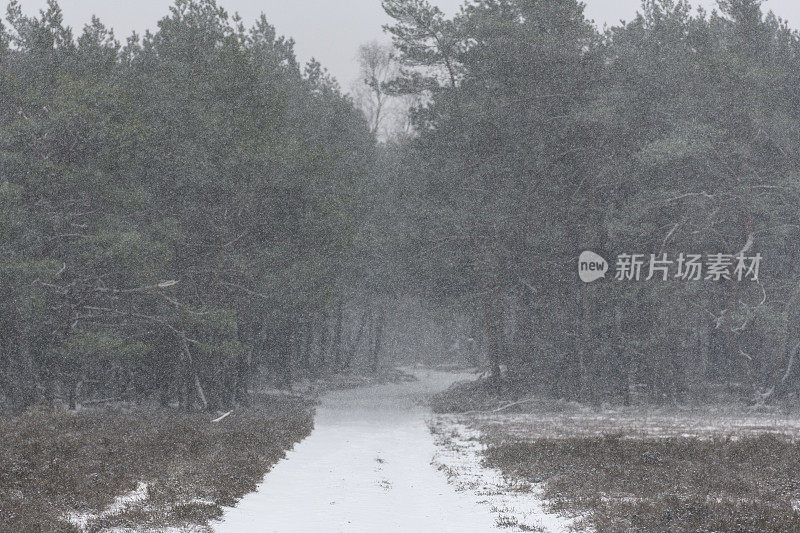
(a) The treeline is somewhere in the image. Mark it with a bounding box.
[5,0,800,411]
[0,0,384,412]
[383,0,800,404]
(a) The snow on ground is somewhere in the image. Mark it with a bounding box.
[69,375,800,532]
[66,482,150,531]
[213,368,516,533]
[464,402,800,441]
[105,525,209,533]
[430,417,583,533]
[66,480,213,532]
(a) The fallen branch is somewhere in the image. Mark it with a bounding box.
[212,410,233,423]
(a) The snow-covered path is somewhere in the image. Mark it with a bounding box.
[213,368,503,533]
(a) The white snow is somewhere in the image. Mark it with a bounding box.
[213,368,515,532]
[463,405,800,441]
[67,481,150,531]
[430,418,583,533]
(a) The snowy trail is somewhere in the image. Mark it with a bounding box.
[213,368,504,533]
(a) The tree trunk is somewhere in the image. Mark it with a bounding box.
[770,283,800,400]
[467,312,480,366]
[332,299,344,369]
[483,290,504,390]
[278,321,293,390]
[182,368,191,412]
[318,310,329,369]
[615,307,631,406]
[515,286,536,378]
[371,304,386,374]
[11,327,38,413]
[159,379,170,408]
[292,318,302,366]
[301,318,313,371]
[180,333,208,411]
[344,304,371,370]
[68,381,77,411]
[579,287,598,404]
[194,374,208,410]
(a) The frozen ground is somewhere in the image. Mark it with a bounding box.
[66,376,800,532]
[67,482,149,531]
[461,401,800,440]
[430,418,581,532]
[213,368,564,533]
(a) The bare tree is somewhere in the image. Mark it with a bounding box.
[354,41,394,135]
[354,41,416,140]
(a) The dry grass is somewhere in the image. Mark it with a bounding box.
[432,380,800,531]
[430,379,502,413]
[0,394,313,532]
[480,429,800,532]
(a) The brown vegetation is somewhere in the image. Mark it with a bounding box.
[483,433,800,532]
[0,394,313,532]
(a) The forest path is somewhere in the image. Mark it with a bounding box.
[213,368,503,532]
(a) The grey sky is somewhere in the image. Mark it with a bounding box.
[3,1,800,91]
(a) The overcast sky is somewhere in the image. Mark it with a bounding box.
[3,1,799,91]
